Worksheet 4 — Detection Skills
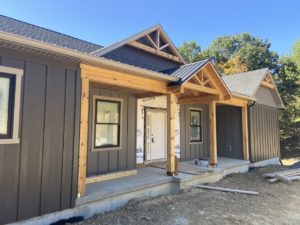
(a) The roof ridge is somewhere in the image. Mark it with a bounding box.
[228,68,269,77]
[0,15,103,48]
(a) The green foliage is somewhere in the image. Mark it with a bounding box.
[292,39,300,67]
[275,56,300,142]
[200,33,279,74]
[177,41,202,63]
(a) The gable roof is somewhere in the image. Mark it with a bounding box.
[91,24,186,64]
[222,68,284,108]
[0,15,103,53]
[222,68,268,97]
[166,59,232,100]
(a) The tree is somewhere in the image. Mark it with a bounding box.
[199,33,279,74]
[275,56,300,142]
[177,41,202,63]
[220,55,247,75]
[292,39,300,67]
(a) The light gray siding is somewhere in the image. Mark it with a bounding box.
[87,85,137,176]
[0,48,80,224]
[249,104,280,162]
[180,104,210,161]
[255,86,278,107]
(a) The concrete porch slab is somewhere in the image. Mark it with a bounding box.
[14,157,250,225]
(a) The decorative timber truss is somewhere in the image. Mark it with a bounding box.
[261,73,275,89]
[170,62,232,104]
[127,27,184,63]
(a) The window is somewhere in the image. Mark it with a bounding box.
[190,109,202,143]
[0,66,23,144]
[94,98,122,149]
[0,73,15,138]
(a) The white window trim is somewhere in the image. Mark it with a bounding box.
[189,107,203,144]
[91,95,123,152]
[0,66,23,145]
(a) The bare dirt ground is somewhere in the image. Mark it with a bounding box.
[75,165,300,225]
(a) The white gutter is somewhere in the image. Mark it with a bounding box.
[0,31,179,82]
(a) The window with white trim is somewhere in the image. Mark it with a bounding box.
[190,109,202,143]
[93,97,122,149]
[0,66,23,144]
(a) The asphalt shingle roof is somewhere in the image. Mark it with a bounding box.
[165,59,209,83]
[0,15,103,53]
[221,68,269,97]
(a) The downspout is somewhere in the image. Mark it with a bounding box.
[247,100,256,163]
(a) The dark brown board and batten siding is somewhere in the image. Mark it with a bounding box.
[249,103,280,162]
[216,106,243,159]
[180,104,210,161]
[0,48,80,224]
[86,85,137,177]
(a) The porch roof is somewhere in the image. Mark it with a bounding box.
[164,59,209,83]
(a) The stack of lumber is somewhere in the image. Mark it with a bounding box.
[263,168,300,183]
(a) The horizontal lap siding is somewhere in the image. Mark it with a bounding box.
[249,104,280,162]
[87,86,137,177]
[0,49,79,224]
[180,104,209,161]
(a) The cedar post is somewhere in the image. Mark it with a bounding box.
[77,76,89,196]
[166,93,176,176]
[242,105,249,160]
[209,101,217,166]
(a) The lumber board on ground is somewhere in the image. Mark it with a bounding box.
[196,185,259,195]
[263,168,300,178]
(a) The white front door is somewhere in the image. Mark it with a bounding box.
[146,109,167,161]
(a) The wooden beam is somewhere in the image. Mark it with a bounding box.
[209,101,217,166]
[178,95,220,104]
[261,81,275,89]
[166,93,176,176]
[146,35,158,48]
[217,98,248,107]
[167,85,184,94]
[136,92,163,98]
[193,73,203,85]
[203,64,231,100]
[159,43,169,50]
[128,41,182,63]
[77,77,89,197]
[80,64,168,94]
[86,170,138,184]
[183,82,219,95]
[242,105,249,161]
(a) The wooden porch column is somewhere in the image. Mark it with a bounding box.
[242,105,249,160]
[77,76,89,196]
[209,101,217,166]
[166,93,176,176]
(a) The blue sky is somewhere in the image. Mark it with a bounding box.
[1,0,300,56]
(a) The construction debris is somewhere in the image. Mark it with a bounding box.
[196,185,259,195]
[263,168,300,183]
